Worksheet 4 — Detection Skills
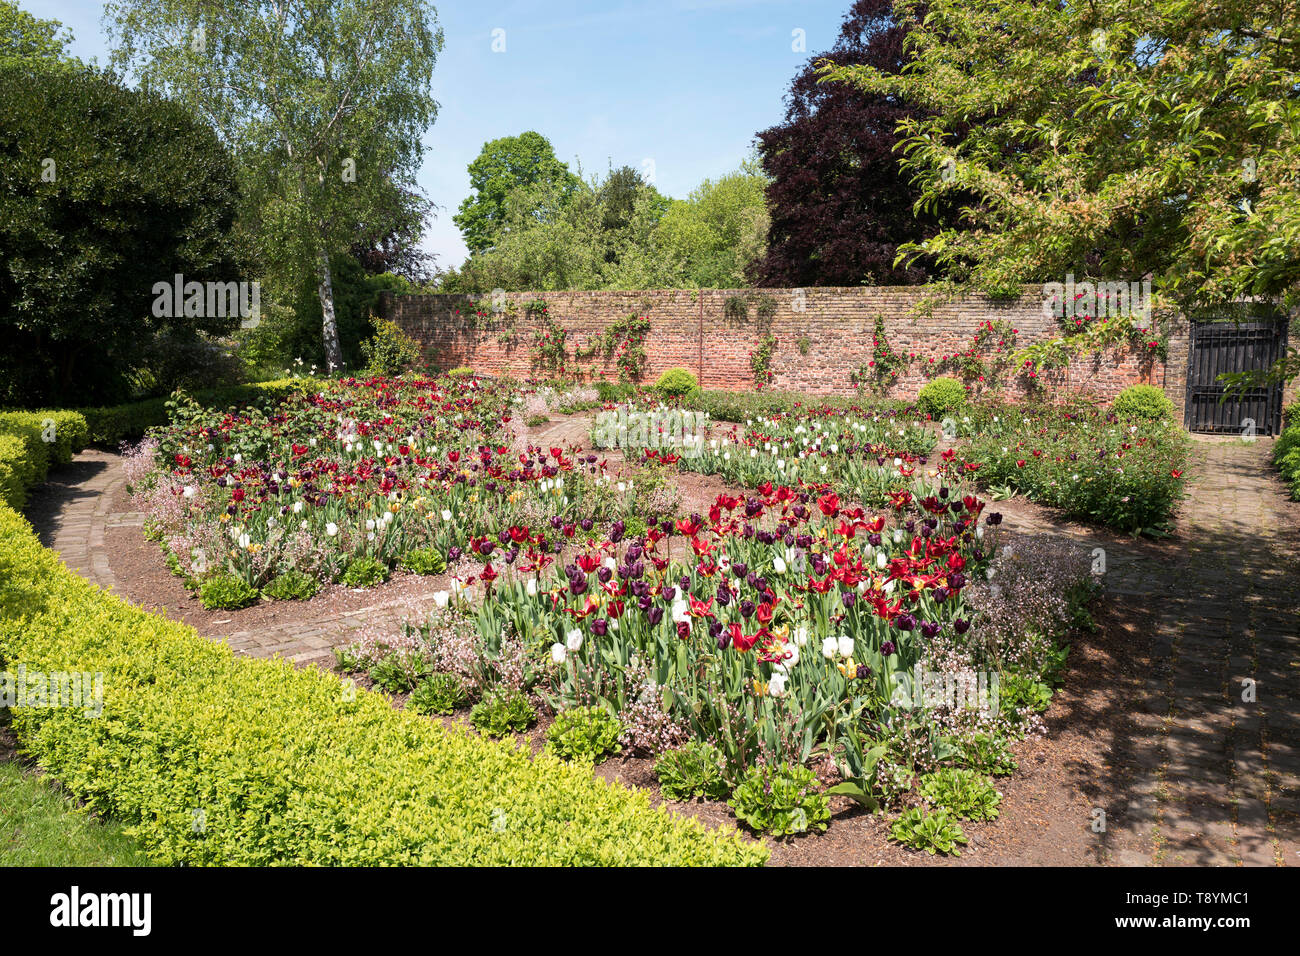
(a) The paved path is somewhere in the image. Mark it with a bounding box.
[20,431,1300,865]
[999,436,1300,866]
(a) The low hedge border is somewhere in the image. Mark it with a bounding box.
[0,503,766,866]
[1276,403,1300,501]
[0,410,90,509]
[75,378,315,446]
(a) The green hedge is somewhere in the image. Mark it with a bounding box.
[0,410,89,509]
[0,504,766,866]
[1276,402,1300,501]
[76,378,313,446]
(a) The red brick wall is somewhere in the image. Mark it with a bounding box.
[378,286,1184,410]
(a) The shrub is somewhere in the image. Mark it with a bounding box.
[0,503,766,865]
[78,379,309,445]
[654,367,699,398]
[1112,384,1175,420]
[594,381,634,403]
[339,557,389,588]
[728,763,830,837]
[359,318,422,376]
[0,64,245,407]
[399,548,447,576]
[654,741,730,801]
[368,653,428,694]
[1275,403,1300,500]
[262,570,319,601]
[470,688,536,737]
[919,769,1002,821]
[546,706,622,762]
[889,807,969,855]
[917,377,967,416]
[447,367,475,378]
[408,673,468,716]
[0,435,26,510]
[198,574,258,610]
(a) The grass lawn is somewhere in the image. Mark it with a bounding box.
[0,759,154,866]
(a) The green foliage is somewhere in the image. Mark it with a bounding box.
[545,706,622,762]
[953,733,1019,777]
[820,1,1300,328]
[408,672,468,715]
[597,314,651,382]
[654,741,730,801]
[0,502,766,866]
[594,381,635,402]
[454,131,582,254]
[0,0,78,69]
[368,653,427,694]
[1112,384,1175,421]
[198,574,259,610]
[889,807,969,856]
[262,570,320,601]
[360,317,422,376]
[399,547,447,576]
[0,64,245,406]
[750,333,778,387]
[728,762,830,837]
[470,688,536,737]
[447,367,475,378]
[999,672,1054,721]
[1276,403,1300,500]
[919,769,1002,821]
[917,377,967,416]
[340,557,389,588]
[654,367,699,398]
[654,158,770,288]
[0,410,89,508]
[77,379,310,445]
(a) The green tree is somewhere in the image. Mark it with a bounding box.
[0,65,244,406]
[108,0,443,373]
[655,158,769,288]
[454,131,582,254]
[0,0,76,68]
[820,0,1300,381]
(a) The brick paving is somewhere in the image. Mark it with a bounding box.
[999,435,1300,866]
[21,430,1300,865]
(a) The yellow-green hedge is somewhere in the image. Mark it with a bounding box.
[76,378,314,446]
[0,504,766,866]
[0,410,89,509]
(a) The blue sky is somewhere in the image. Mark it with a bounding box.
[27,0,849,270]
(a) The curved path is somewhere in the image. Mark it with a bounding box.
[20,429,1300,866]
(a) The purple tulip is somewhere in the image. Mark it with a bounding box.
[881,640,896,656]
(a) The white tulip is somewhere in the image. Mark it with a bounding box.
[773,556,787,574]
[566,629,583,652]
[838,635,855,659]
[671,599,689,624]
[794,625,809,647]
[182,485,196,498]
[292,501,304,514]
[821,637,838,660]
[526,578,538,597]
[441,509,452,522]
[433,591,450,608]
[550,643,567,665]
[366,519,376,531]
[769,673,788,697]
[876,551,888,569]
[326,522,339,537]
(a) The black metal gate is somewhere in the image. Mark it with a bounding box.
[1185,316,1287,435]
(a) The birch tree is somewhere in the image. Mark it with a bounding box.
[108,0,442,371]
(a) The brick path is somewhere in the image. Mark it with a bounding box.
[999,436,1300,866]
[21,431,1300,865]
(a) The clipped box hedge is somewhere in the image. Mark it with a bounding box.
[0,504,766,866]
[0,410,89,509]
[76,378,314,446]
